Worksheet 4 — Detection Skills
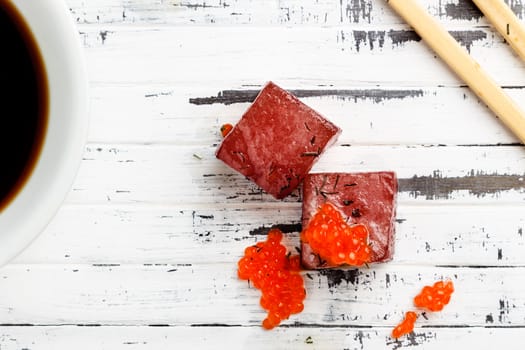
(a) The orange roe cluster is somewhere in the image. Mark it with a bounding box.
[237,229,306,330]
[301,202,371,266]
[391,280,454,339]
[391,311,418,339]
[414,280,454,312]
[220,123,233,137]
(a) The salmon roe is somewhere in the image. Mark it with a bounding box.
[391,311,418,339]
[237,229,306,330]
[220,123,233,137]
[414,280,454,312]
[301,203,371,266]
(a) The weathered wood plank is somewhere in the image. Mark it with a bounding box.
[0,325,521,349]
[13,2,525,347]
[66,0,525,26]
[14,204,525,266]
[88,85,525,145]
[68,144,525,205]
[0,264,522,327]
[79,26,525,87]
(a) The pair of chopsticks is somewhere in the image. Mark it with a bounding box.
[388,0,525,144]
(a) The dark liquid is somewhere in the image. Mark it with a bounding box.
[0,1,48,211]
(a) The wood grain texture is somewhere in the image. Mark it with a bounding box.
[0,325,522,350]
[66,144,525,204]
[388,0,525,143]
[472,0,525,63]
[6,0,525,348]
[66,0,524,26]
[11,204,524,265]
[0,264,523,327]
[89,85,525,145]
[79,26,525,87]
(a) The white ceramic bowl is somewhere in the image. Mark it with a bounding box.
[0,0,89,266]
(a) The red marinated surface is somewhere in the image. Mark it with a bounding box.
[216,82,341,199]
[301,172,397,269]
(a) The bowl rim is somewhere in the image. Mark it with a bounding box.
[0,0,89,267]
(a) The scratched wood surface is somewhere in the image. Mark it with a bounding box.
[2,0,525,349]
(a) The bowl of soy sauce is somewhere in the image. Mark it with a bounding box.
[0,0,88,266]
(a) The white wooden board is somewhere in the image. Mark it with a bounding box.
[3,0,525,348]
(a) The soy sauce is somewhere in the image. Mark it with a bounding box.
[0,1,48,211]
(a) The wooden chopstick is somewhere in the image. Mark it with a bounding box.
[472,0,525,63]
[387,0,525,144]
